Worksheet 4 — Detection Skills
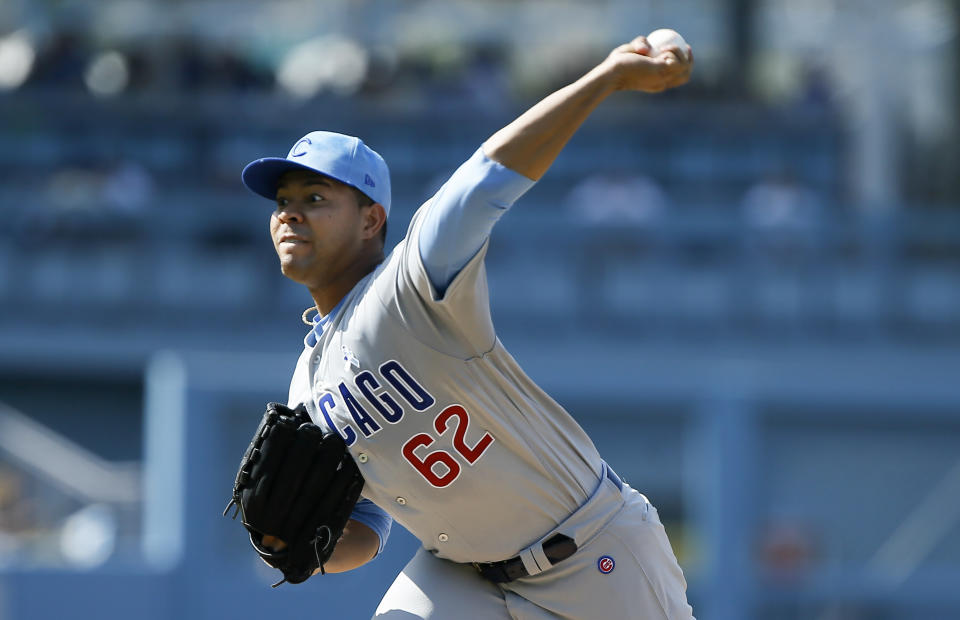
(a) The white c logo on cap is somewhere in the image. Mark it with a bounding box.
[291,137,312,157]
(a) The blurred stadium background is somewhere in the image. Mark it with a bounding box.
[1,0,959,618]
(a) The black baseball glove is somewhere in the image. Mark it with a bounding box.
[224,402,365,586]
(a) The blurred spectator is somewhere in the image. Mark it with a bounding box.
[798,62,833,111]
[741,167,824,262]
[739,168,826,328]
[566,171,670,317]
[45,166,103,212]
[757,519,820,584]
[27,30,88,91]
[204,47,271,93]
[0,464,32,564]
[170,35,206,92]
[24,159,153,241]
[566,172,669,225]
[59,503,117,569]
[459,43,510,113]
[101,160,155,216]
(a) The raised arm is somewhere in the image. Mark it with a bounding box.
[483,35,692,180]
[416,34,691,298]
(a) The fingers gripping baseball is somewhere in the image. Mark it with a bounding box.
[605,32,693,94]
[613,36,653,57]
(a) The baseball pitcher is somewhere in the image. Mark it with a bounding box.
[227,34,696,619]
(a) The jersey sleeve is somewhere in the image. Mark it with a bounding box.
[371,148,535,359]
[418,148,535,295]
[348,498,393,556]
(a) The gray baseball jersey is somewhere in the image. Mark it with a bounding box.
[288,203,604,563]
[283,150,693,618]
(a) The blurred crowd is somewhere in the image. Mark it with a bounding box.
[11,27,835,110]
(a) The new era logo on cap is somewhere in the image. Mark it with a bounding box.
[364,174,376,188]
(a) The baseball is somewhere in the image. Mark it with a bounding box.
[646,28,690,61]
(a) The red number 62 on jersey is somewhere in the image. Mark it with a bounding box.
[401,404,495,488]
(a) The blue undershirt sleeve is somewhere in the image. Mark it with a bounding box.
[418,148,536,295]
[348,499,393,556]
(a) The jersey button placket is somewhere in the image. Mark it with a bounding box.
[438,533,449,542]
[395,496,407,505]
[357,453,369,464]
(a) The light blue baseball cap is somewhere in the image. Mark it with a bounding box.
[242,131,392,216]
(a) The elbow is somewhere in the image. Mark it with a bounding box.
[319,520,382,574]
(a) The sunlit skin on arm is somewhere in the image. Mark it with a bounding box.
[483,36,692,181]
[261,519,380,574]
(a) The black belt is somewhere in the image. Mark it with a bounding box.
[473,533,577,583]
[474,466,623,584]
